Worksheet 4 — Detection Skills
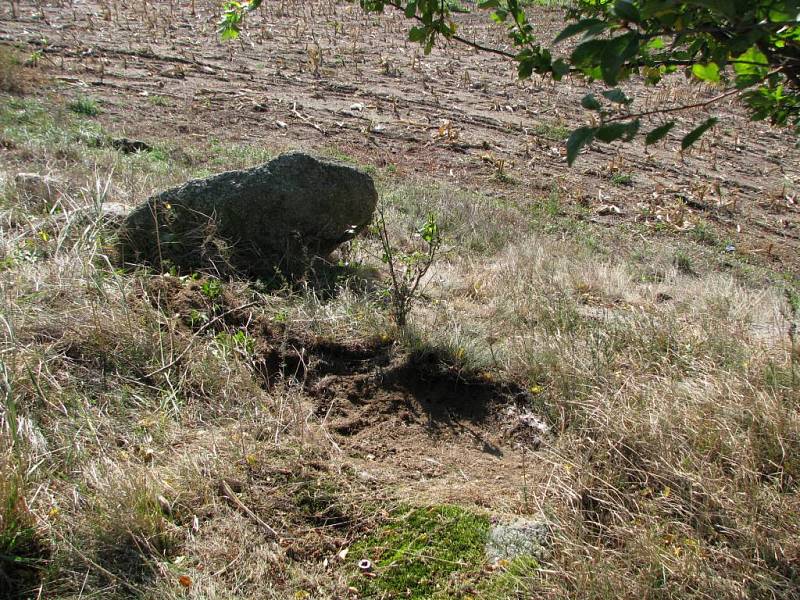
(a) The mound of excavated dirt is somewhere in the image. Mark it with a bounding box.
[284,339,551,508]
[141,274,551,506]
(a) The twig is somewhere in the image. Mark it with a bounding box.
[603,86,743,123]
[291,102,327,135]
[50,528,145,596]
[219,480,281,539]
[384,0,517,59]
[145,300,259,378]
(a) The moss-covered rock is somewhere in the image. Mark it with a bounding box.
[118,152,377,277]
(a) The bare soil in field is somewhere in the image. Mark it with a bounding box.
[2,0,799,271]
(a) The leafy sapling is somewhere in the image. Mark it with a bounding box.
[374,208,442,329]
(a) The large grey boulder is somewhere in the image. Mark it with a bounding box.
[118,152,377,276]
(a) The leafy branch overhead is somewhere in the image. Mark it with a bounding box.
[362,0,800,162]
[219,0,265,40]
[221,0,800,163]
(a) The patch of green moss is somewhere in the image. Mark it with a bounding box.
[349,505,490,599]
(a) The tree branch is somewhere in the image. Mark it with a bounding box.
[604,86,741,123]
[383,0,517,59]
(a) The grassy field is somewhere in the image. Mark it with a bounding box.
[1,2,800,598]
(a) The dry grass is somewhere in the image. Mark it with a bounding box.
[0,46,25,94]
[1,88,799,600]
[0,45,42,95]
[412,233,800,598]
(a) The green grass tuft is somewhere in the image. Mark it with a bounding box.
[611,172,633,186]
[476,556,540,599]
[531,121,571,141]
[68,96,101,117]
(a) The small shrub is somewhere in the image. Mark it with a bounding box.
[215,330,255,356]
[532,121,571,141]
[690,220,719,246]
[0,46,26,94]
[147,95,170,107]
[674,250,694,275]
[375,208,441,329]
[611,173,633,186]
[200,278,223,301]
[532,188,561,219]
[25,50,43,68]
[68,97,101,117]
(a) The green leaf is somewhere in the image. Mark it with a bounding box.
[599,33,640,85]
[733,46,769,88]
[490,9,508,22]
[571,36,639,84]
[768,7,793,22]
[645,121,675,145]
[681,117,719,150]
[640,0,679,19]
[623,118,641,140]
[419,214,440,244]
[614,0,641,23]
[583,65,603,81]
[567,126,596,165]
[553,18,606,44]
[691,0,738,21]
[516,47,553,80]
[409,26,428,42]
[642,65,666,85]
[551,59,570,80]
[692,62,721,83]
[596,119,640,142]
[595,123,629,143]
[601,88,632,104]
[581,94,603,111]
[518,58,534,79]
[571,39,606,67]
[219,25,240,41]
